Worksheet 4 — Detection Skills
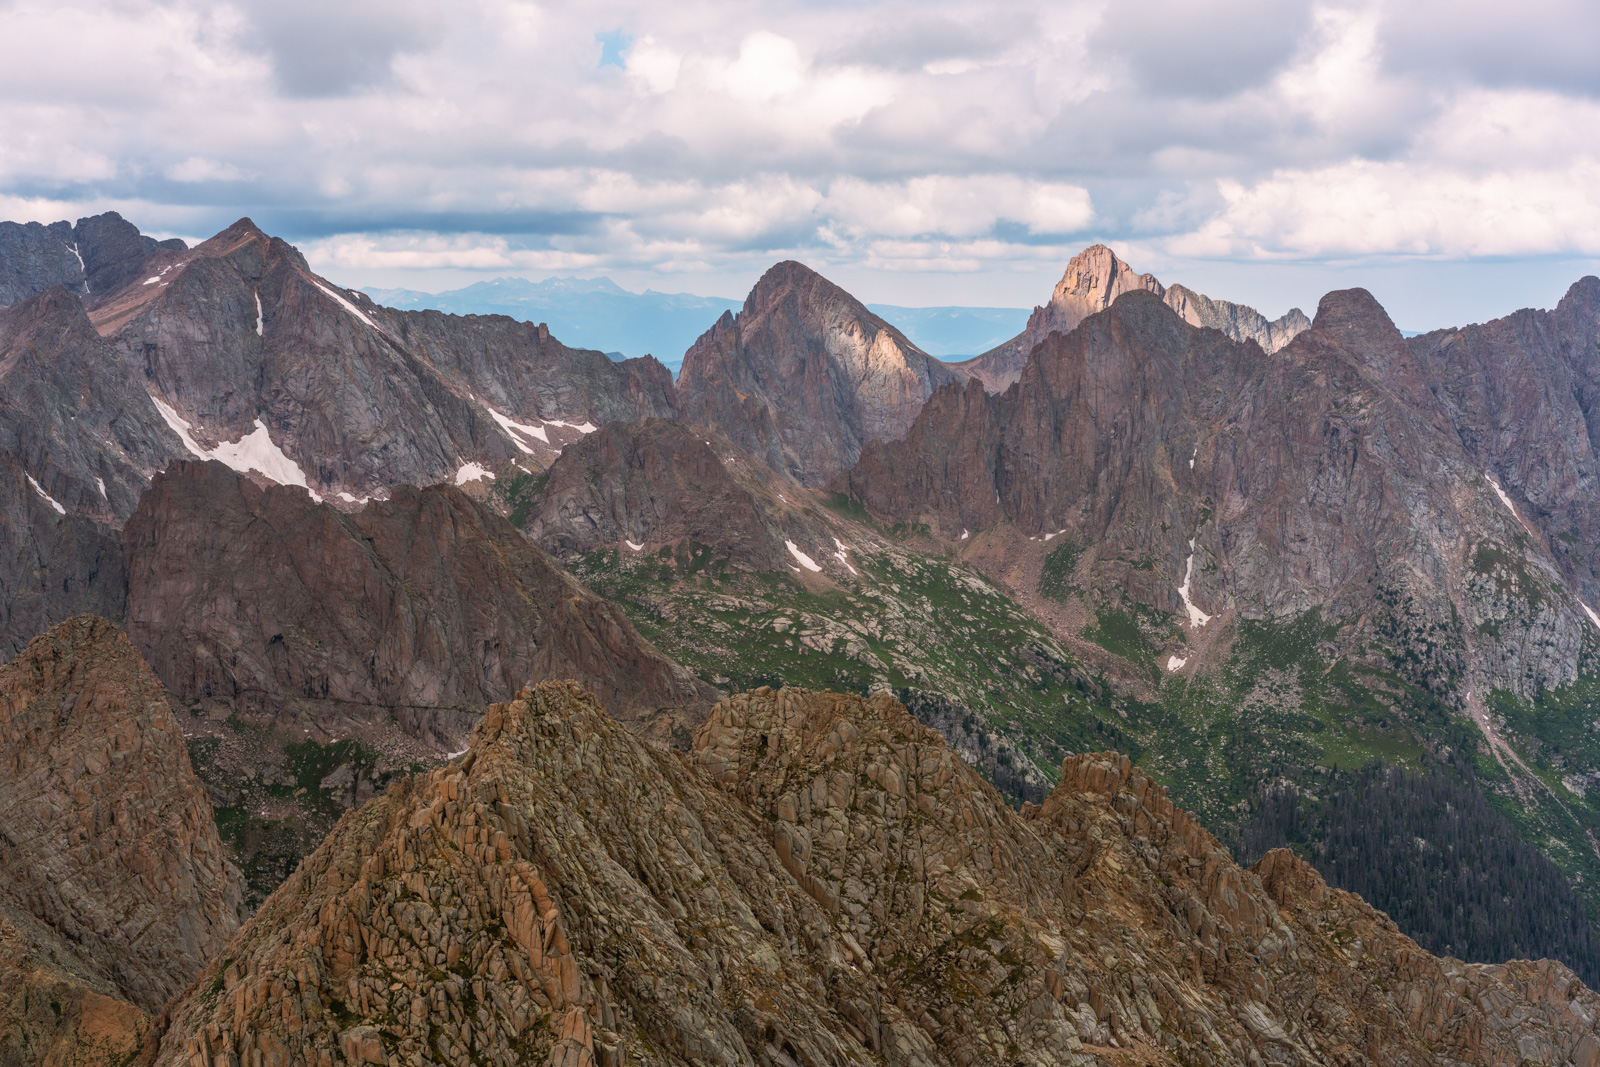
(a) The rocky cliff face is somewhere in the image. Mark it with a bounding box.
[149,681,1600,1067]
[0,211,185,308]
[93,218,675,501]
[1406,276,1600,604]
[520,417,845,574]
[122,460,715,740]
[0,615,243,1064]
[0,285,184,653]
[845,288,1588,703]
[678,261,963,486]
[956,245,1308,391]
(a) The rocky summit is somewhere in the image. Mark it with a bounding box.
[678,260,964,486]
[147,681,1600,1067]
[955,245,1308,391]
[0,615,243,1065]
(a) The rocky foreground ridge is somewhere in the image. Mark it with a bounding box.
[148,681,1600,1067]
[0,616,243,1066]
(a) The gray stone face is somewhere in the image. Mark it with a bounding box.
[0,211,186,308]
[678,260,964,486]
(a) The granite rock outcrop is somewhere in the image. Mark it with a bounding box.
[149,682,1600,1067]
[0,615,243,1063]
[678,261,963,486]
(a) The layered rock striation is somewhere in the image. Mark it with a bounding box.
[0,615,243,1063]
[150,682,1600,1067]
[122,460,715,740]
[678,261,964,486]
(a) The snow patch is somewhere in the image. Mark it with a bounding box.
[1166,655,1188,671]
[142,276,161,285]
[1581,601,1600,634]
[546,418,598,435]
[1189,444,1197,469]
[150,393,320,499]
[95,477,106,498]
[336,492,369,505]
[445,746,469,760]
[786,540,822,572]
[26,474,64,514]
[483,404,549,451]
[1044,531,1056,542]
[1486,473,1519,517]
[625,540,644,552]
[68,244,88,292]
[1177,538,1212,628]
[255,292,264,336]
[454,462,494,485]
[960,528,970,540]
[831,537,857,575]
[311,279,378,329]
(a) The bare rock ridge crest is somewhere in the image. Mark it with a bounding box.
[954,244,1309,391]
[0,615,244,1065]
[150,682,1600,1067]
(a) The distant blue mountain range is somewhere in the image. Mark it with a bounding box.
[362,277,1030,373]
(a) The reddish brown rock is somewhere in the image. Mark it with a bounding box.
[520,417,847,573]
[122,460,715,741]
[150,682,1600,1067]
[956,245,1308,391]
[845,288,1588,700]
[678,260,964,486]
[0,615,243,1063]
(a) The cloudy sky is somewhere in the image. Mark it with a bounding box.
[2,0,1597,328]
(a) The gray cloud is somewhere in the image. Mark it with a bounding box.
[238,0,442,97]
[1093,0,1313,99]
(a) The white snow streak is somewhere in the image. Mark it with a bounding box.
[786,541,822,572]
[960,528,970,540]
[1485,472,1543,539]
[68,244,88,292]
[546,419,598,434]
[625,540,644,552]
[1190,445,1197,469]
[95,477,106,498]
[150,394,320,499]
[337,492,369,505]
[1177,538,1212,627]
[311,279,378,329]
[832,537,857,575]
[1582,601,1600,634]
[26,474,64,514]
[142,276,161,285]
[255,293,264,336]
[454,462,494,485]
[483,404,549,451]
[1166,655,1188,671]
[446,747,469,759]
